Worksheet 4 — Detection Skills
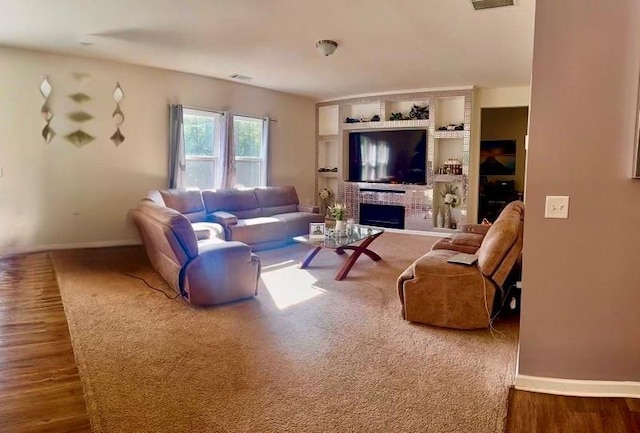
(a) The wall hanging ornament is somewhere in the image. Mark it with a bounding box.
[39,76,55,143]
[110,82,125,146]
[65,72,94,148]
[65,129,95,147]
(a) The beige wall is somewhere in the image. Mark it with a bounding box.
[480,107,529,192]
[0,47,316,253]
[518,0,640,381]
[469,86,530,223]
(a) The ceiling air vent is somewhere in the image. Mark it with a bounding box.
[471,0,515,10]
[229,73,253,82]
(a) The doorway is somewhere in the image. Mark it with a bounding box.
[478,107,529,222]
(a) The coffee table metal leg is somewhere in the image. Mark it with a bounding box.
[299,246,322,269]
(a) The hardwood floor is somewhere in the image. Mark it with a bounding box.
[1,252,639,433]
[0,253,91,433]
[506,388,640,433]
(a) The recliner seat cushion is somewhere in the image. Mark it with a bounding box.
[228,217,286,245]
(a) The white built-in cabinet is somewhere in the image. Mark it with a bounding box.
[316,89,472,232]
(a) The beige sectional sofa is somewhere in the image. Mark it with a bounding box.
[151,185,324,251]
[129,185,323,306]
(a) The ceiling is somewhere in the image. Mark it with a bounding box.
[0,0,535,100]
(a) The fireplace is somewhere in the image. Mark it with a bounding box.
[359,203,405,229]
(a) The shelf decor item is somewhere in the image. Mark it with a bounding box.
[328,203,347,235]
[39,75,55,143]
[441,184,459,208]
[409,104,429,120]
[436,207,444,228]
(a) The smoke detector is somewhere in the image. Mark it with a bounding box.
[316,40,338,57]
[470,0,515,10]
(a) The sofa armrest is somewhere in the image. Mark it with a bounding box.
[210,211,239,227]
[297,204,320,213]
[459,223,491,235]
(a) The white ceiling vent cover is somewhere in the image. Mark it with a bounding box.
[471,0,515,10]
[229,74,253,81]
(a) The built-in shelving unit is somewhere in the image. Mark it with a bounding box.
[315,88,473,231]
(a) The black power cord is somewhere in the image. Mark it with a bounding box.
[122,273,180,300]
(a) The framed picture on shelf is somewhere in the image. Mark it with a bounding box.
[309,223,326,240]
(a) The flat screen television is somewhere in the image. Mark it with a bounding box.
[348,129,427,184]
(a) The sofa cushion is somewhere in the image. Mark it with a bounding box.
[159,189,207,223]
[272,212,325,238]
[255,185,299,217]
[261,204,299,217]
[228,217,286,245]
[137,202,199,261]
[202,189,261,219]
[476,207,521,277]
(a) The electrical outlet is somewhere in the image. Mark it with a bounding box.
[545,196,569,219]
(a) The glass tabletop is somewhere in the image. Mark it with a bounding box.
[295,224,384,249]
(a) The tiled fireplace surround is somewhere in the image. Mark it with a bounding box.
[339,181,439,232]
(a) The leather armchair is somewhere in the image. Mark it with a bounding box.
[397,203,524,329]
[431,201,524,255]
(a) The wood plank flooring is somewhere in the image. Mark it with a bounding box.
[506,388,640,433]
[0,253,91,432]
[0,252,639,432]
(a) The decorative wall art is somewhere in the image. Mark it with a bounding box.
[39,76,55,143]
[479,140,517,175]
[110,82,125,146]
[65,72,95,148]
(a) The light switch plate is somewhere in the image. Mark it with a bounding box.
[545,196,569,219]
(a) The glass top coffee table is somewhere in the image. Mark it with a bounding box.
[293,225,385,281]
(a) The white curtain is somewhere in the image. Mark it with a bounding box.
[168,104,186,188]
[220,111,235,189]
[261,117,270,186]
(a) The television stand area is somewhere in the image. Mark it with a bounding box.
[315,88,472,232]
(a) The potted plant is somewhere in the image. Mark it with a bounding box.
[328,203,348,234]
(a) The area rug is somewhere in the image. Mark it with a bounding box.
[51,232,519,433]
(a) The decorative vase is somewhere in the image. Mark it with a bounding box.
[436,208,444,228]
[335,219,346,235]
[444,205,451,229]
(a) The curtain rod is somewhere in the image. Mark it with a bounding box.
[181,105,278,122]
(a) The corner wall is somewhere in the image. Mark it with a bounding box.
[518,0,640,384]
[0,47,316,253]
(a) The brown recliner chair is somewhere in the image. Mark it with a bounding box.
[397,203,524,329]
[431,201,525,255]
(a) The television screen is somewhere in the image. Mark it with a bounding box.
[348,129,427,184]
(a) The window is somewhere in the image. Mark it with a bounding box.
[183,109,222,189]
[233,116,267,187]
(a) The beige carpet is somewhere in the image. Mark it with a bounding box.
[51,232,519,433]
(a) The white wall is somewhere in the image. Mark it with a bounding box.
[0,47,316,253]
[468,86,530,222]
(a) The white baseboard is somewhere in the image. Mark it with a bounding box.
[515,374,640,398]
[1,239,141,256]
